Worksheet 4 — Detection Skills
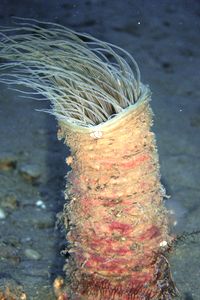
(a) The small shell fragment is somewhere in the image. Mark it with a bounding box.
[66,156,73,165]
[90,130,103,139]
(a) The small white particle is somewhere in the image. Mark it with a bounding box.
[0,208,6,219]
[137,21,141,25]
[168,209,175,215]
[36,200,46,209]
[160,240,168,248]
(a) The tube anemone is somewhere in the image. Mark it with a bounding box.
[0,19,178,300]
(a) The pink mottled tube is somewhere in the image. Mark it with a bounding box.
[57,97,177,300]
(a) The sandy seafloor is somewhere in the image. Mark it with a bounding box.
[0,0,199,299]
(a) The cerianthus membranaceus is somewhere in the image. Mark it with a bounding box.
[0,19,178,300]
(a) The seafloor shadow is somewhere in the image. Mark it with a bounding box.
[44,113,71,283]
[184,292,194,300]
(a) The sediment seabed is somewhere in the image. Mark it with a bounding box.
[1,1,200,298]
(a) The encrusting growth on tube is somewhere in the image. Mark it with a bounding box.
[0,19,178,300]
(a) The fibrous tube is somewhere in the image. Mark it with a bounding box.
[0,19,178,300]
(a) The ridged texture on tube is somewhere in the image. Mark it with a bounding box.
[58,98,176,300]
